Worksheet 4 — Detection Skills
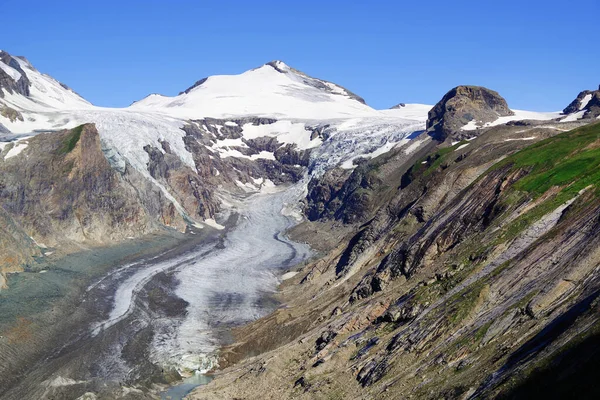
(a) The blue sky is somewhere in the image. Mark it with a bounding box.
[2,0,598,110]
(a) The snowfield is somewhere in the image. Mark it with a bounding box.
[129,61,376,120]
[461,109,562,131]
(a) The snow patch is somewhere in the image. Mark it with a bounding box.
[0,61,22,81]
[48,377,87,387]
[324,82,348,96]
[504,136,537,142]
[461,120,479,131]
[483,110,561,128]
[281,271,299,280]
[561,110,586,122]
[404,137,428,155]
[3,140,28,159]
[202,218,225,230]
[579,94,593,110]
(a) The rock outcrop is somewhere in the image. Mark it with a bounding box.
[0,124,214,286]
[0,124,160,245]
[563,87,600,119]
[0,51,31,98]
[427,85,513,140]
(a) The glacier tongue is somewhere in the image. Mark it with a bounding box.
[148,183,312,372]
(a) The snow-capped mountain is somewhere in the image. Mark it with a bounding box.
[0,53,431,179]
[0,52,91,110]
[129,60,376,120]
[0,51,434,233]
[4,51,589,232]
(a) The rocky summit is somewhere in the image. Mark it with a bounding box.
[563,86,600,119]
[0,45,600,400]
[426,85,514,140]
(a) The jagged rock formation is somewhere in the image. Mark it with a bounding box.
[427,85,514,140]
[563,87,600,119]
[0,51,31,98]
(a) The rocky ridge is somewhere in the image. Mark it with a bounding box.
[563,86,600,119]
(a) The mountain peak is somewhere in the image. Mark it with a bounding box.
[265,60,291,73]
[563,87,600,119]
[0,51,90,112]
[427,85,513,141]
[131,60,371,119]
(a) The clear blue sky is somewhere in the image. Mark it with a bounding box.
[2,0,598,111]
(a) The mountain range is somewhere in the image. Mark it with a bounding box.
[1,49,600,399]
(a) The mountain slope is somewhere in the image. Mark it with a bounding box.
[188,104,600,399]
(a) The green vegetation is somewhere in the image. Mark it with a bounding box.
[491,122,600,242]
[495,122,600,199]
[58,124,85,154]
[414,141,468,178]
[500,122,600,195]
[473,320,493,343]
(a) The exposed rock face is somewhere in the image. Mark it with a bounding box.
[0,124,160,246]
[182,117,309,189]
[563,88,600,119]
[305,168,352,221]
[0,124,217,286]
[0,51,31,98]
[427,85,513,141]
[305,163,383,224]
[0,105,23,122]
